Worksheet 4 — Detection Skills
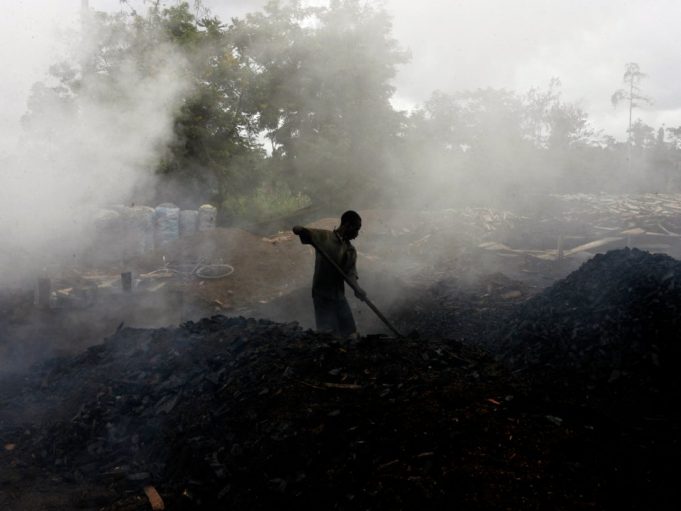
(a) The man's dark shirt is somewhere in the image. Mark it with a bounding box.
[301,228,358,299]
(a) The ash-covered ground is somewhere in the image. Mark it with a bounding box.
[1,205,681,510]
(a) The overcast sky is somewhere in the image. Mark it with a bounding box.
[2,0,680,155]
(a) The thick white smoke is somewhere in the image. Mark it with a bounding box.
[0,6,189,283]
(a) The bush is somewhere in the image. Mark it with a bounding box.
[221,185,311,224]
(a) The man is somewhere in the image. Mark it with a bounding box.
[293,210,366,337]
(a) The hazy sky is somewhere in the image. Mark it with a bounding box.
[1,0,680,154]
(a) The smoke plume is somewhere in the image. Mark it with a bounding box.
[0,6,189,284]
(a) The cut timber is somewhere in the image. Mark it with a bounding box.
[534,251,559,261]
[97,277,120,289]
[479,242,544,256]
[658,223,681,236]
[642,231,681,239]
[557,235,564,260]
[323,382,362,390]
[478,241,514,251]
[564,237,624,256]
[121,272,133,292]
[636,244,672,251]
[143,486,165,510]
[620,227,646,236]
[36,278,51,309]
[147,282,167,293]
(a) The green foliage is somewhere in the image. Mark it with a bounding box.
[220,183,311,223]
[154,3,265,205]
[24,3,681,217]
[397,81,604,203]
[232,0,409,207]
[25,2,267,210]
[612,62,653,141]
[626,119,656,151]
[29,0,410,213]
[524,78,596,149]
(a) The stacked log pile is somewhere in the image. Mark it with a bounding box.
[556,193,681,231]
[480,194,681,262]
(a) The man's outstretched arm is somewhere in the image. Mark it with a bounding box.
[292,225,312,244]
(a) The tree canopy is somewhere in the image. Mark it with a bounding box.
[23,3,681,220]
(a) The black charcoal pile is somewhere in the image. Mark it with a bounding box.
[3,302,681,509]
[495,248,681,405]
[5,317,562,510]
[392,273,530,342]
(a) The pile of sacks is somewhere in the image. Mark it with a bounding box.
[92,204,217,258]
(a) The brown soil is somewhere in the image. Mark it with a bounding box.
[138,227,313,309]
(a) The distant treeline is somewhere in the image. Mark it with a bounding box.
[23,1,681,221]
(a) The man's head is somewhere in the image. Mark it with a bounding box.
[339,210,362,240]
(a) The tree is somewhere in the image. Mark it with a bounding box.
[232,0,409,207]
[25,0,414,218]
[25,2,267,210]
[611,63,652,142]
[629,119,655,150]
[666,126,681,151]
[524,79,596,150]
[150,4,266,205]
[523,77,562,146]
[397,78,621,200]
